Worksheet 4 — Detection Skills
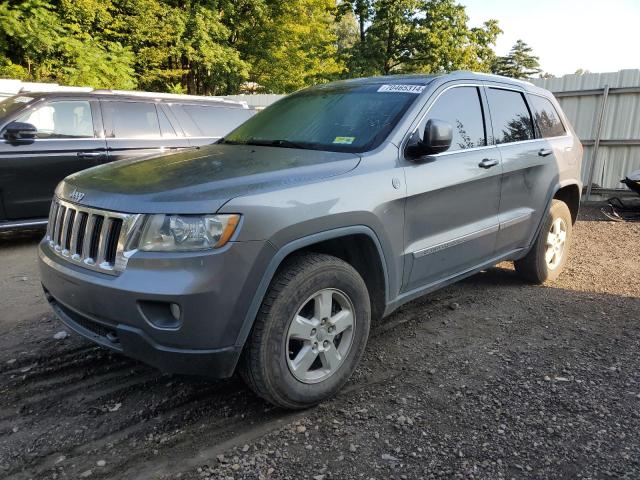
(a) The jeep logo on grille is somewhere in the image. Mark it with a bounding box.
[68,189,85,202]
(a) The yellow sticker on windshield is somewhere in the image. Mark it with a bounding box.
[333,136,356,145]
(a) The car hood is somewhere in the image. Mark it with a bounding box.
[58,144,361,214]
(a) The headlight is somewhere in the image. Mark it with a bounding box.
[138,214,240,252]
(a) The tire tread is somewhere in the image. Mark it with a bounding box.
[239,252,365,409]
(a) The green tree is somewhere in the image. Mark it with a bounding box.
[340,0,500,77]
[0,0,136,88]
[236,0,344,93]
[491,39,541,79]
[0,0,507,94]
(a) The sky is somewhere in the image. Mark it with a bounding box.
[462,0,640,76]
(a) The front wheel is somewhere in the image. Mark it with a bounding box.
[240,253,371,409]
[514,199,573,284]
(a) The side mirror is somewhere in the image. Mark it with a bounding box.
[406,119,453,159]
[3,121,37,142]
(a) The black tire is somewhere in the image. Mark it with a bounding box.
[239,253,371,409]
[514,199,573,284]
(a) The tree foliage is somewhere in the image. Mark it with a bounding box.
[491,39,541,79]
[339,0,501,76]
[0,0,526,94]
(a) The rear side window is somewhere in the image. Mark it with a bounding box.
[103,101,161,138]
[423,86,486,151]
[157,106,178,138]
[179,105,253,137]
[487,88,534,144]
[17,100,94,138]
[528,95,566,138]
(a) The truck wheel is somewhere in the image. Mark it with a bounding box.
[240,253,371,409]
[514,199,573,284]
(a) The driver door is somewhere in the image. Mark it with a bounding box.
[402,84,502,292]
[0,99,106,219]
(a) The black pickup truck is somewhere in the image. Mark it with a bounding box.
[0,90,253,231]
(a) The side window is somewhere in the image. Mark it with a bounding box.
[181,104,253,137]
[423,86,486,151]
[17,100,94,138]
[103,101,161,138]
[157,105,178,138]
[528,95,566,138]
[487,88,534,144]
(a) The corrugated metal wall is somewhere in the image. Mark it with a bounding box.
[530,70,640,196]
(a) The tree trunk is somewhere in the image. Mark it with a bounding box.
[384,20,395,75]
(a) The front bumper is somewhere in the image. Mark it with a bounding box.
[39,239,275,378]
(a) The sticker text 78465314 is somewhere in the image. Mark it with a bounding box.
[377,84,426,94]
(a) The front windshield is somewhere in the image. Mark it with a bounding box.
[222,83,425,153]
[0,95,35,119]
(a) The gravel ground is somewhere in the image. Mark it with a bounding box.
[0,205,638,480]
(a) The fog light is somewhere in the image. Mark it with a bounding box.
[138,300,182,329]
[169,303,181,321]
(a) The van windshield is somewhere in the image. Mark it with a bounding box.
[222,83,425,153]
[0,95,35,120]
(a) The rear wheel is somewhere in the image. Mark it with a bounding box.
[514,199,572,284]
[240,253,371,409]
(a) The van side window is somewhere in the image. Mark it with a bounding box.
[17,101,94,139]
[103,101,161,138]
[157,105,178,138]
[181,105,253,137]
[487,88,534,144]
[422,86,486,151]
[528,95,566,138]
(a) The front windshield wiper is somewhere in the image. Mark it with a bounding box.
[221,137,318,150]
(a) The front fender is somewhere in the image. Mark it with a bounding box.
[233,225,390,350]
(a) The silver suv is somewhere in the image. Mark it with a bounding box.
[39,72,583,409]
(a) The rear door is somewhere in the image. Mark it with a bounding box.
[170,103,254,147]
[101,100,190,162]
[403,84,502,292]
[486,85,569,254]
[0,98,106,219]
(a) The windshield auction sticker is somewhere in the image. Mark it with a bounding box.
[333,136,356,144]
[377,84,425,94]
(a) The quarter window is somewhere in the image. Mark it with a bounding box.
[17,100,94,138]
[487,88,535,144]
[181,105,253,137]
[528,95,566,138]
[158,106,178,138]
[422,86,486,151]
[103,101,161,138]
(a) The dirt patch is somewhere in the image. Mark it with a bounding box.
[0,207,639,479]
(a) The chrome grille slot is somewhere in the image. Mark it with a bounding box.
[55,206,66,247]
[73,212,88,256]
[63,209,76,251]
[47,202,59,238]
[46,198,140,275]
[89,215,104,261]
[106,219,123,264]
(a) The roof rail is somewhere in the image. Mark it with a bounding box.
[18,83,92,93]
[449,70,534,86]
[99,89,248,107]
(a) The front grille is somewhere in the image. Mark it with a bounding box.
[46,198,140,275]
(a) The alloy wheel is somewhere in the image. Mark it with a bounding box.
[285,288,355,384]
[545,217,567,270]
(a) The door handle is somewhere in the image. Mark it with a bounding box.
[77,151,105,158]
[538,148,553,157]
[478,158,499,169]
